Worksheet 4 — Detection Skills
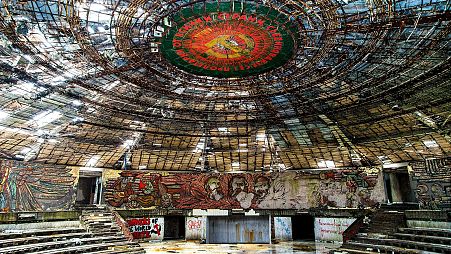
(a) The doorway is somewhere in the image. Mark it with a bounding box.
[164,216,185,239]
[384,170,415,203]
[76,176,101,205]
[292,214,315,240]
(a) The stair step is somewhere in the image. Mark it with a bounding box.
[0,236,125,254]
[398,228,451,238]
[0,232,114,248]
[392,233,451,245]
[29,241,134,254]
[0,228,85,241]
[354,236,451,253]
[332,247,382,254]
[344,241,423,254]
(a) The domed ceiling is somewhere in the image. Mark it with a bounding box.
[0,0,449,171]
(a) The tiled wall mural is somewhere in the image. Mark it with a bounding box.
[0,160,78,212]
[104,167,384,210]
[411,158,451,210]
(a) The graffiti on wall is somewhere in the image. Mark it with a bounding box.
[0,160,78,212]
[314,217,356,242]
[104,167,383,210]
[411,158,450,209]
[127,217,164,240]
[274,217,292,240]
[185,217,206,240]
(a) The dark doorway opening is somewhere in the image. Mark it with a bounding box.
[164,216,185,239]
[292,214,315,240]
[76,177,98,205]
[384,170,415,203]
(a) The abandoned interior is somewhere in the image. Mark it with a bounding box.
[0,0,450,253]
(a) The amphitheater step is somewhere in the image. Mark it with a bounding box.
[392,233,451,245]
[29,241,135,254]
[343,241,425,254]
[332,247,386,254]
[398,228,451,238]
[0,236,125,254]
[0,228,85,241]
[0,232,118,248]
[353,236,451,253]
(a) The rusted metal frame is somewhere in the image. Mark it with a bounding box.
[329,51,451,117]
[60,81,258,126]
[262,11,448,97]
[343,95,451,128]
[161,135,177,170]
[296,28,450,118]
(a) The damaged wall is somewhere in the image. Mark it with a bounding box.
[411,158,451,210]
[185,216,206,240]
[0,159,78,212]
[314,217,356,242]
[104,167,384,210]
[274,217,292,241]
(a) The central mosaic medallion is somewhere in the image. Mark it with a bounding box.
[160,3,298,78]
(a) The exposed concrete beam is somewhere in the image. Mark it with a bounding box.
[318,114,371,166]
[414,110,451,143]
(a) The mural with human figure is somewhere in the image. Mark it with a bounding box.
[104,171,172,209]
[104,167,384,210]
[0,160,78,212]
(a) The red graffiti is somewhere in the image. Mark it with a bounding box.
[127,218,162,239]
[187,219,202,230]
[153,223,161,236]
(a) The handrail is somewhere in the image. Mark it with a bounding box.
[342,216,366,243]
[109,208,134,241]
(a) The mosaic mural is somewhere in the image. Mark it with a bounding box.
[0,160,78,212]
[411,158,451,210]
[160,2,297,77]
[105,171,170,209]
[104,168,384,210]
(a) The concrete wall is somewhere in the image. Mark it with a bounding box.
[185,216,206,240]
[104,167,384,210]
[0,159,79,212]
[314,217,356,242]
[127,217,164,240]
[274,217,292,241]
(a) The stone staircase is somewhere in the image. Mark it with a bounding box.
[333,210,451,254]
[361,210,406,235]
[80,206,144,253]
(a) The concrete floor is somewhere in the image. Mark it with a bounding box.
[140,240,341,253]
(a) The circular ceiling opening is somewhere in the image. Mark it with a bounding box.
[160,2,298,78]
